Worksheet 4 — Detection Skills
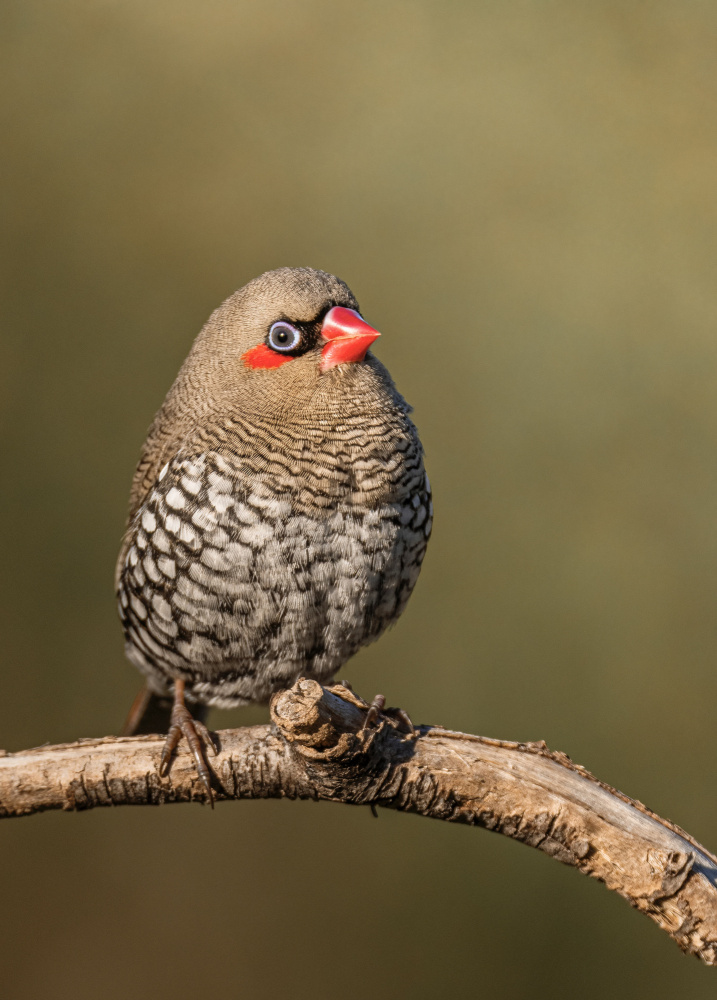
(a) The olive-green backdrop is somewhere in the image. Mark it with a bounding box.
[2,2,716,997]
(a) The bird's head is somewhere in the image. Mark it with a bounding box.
[180,267,391,423]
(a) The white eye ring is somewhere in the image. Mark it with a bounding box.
[268,321,301,353]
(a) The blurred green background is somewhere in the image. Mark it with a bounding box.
[2,1,716,996]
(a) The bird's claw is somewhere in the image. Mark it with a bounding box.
[359,691,416,738]
[159,697,218,807]
[361,693,386,730]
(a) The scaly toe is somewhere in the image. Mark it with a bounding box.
[361,694,386,731]
[159,707,216,806]
[360,694,416,738]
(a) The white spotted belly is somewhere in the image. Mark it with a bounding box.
[117,454,432,707]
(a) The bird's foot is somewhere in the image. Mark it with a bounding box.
[338,681,416,738]
[363,694,416,737]
[159,680,218,806]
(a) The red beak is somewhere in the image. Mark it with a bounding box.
[320,307,380,372]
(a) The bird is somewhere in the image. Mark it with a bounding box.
[115,267,432,802]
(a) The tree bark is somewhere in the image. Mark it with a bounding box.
[1,679,715,965]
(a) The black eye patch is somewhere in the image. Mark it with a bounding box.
[264,314,324,356]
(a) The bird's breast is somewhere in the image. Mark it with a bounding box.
[117,448,431,701]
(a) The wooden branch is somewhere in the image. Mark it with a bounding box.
[1,679,715,964]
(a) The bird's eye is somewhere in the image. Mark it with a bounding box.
[267,321,301,353]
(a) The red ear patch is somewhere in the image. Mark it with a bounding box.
[242,344,295,369]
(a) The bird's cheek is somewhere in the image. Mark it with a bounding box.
[242,344,295,370]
